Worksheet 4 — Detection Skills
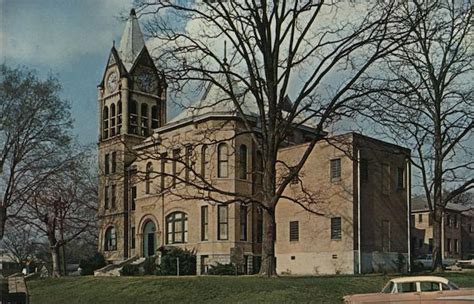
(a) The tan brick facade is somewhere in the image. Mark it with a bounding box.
[97,13,411,275]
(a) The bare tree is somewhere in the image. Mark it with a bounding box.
[0,222,39,268]
[132,0,414,276]
[0,64,73,239]
[354,1,473,271]
[16,152,97,277]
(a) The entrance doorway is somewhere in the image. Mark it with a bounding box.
[143,221,156,257]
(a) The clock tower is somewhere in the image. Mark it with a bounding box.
[97,9,166,261]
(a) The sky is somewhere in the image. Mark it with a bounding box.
[1,0,136,145]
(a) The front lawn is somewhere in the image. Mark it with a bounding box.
[27,272,474,304]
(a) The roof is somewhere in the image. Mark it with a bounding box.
[118,9,146,72]
[390,276,450,284]
[411,197,470,213]
[168,72,257,124]
[166,70,320,136]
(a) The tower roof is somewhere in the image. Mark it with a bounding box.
[118,9,146,71]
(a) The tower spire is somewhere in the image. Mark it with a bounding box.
[118,8,145,71]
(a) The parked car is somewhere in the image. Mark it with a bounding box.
[457,255,474,269]
[343,276,474,303]
[413,254,457,269]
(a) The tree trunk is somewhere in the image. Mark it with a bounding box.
[431,208,444,272]
[51,245,62,278]
[258,209,277,277]
[61,244,67,276]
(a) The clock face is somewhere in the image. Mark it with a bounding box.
[107,71,118,92]
[137,72,156,93]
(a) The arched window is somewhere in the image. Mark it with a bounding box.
[141,104,148,137]
[110,103,116,136]
[217,143,229,178]
[151,105,159,129]
[239,144,248,180]
[201,145,208,177]
[145,162,152,194]
[104,227,117,251]
[117,100,122,134]
[129,100,138,135]
[166,212,188,244]
[103,106,109,139]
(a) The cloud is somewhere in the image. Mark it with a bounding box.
[0,0,133,67]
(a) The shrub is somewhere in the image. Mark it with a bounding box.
[208,263,237,275]
[143,257,157,275]
[78,252,106,275]
[394,253,406,273]
[157,247,196,275]
[120,264,139,276]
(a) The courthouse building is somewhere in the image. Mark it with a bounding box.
[97,10,411,275]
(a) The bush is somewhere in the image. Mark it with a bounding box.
[143,257,157,275]
[120,264,140,276]
[157,247,196,275]
[78,252,106,275]
[393,253,406,273]
[208,263,237,275]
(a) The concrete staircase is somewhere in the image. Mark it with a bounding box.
[94,256,143,277]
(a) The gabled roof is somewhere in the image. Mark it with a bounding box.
[98,46,128,87]
[118,9,146,72]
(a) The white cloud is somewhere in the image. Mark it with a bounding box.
[0,0,133,67]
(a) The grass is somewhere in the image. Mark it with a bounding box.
[27,272,474,304]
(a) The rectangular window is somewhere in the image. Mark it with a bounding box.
[360,158,368,183]
[469,224,473,233]
[201,206,208,241]
[111,184,116,209]
[290,167,299,184]
[447,238,452,253]
[382,220,390,252]
[330,159,341,181]
[104,186,109,209]
[418,214,423,223]
[397,167,405,189]
[104,154,110,175]
[446,215,451,227]
[131,186,136,211]
[111,152,117,173]
[382,164,390,194]
[172,149,180,188]
[454,239,459,253]
[331,217,342,240]
[160,153,167,192]
[240,205,247,241]
[185,145,192,182]
[218,205,228,240]
[131,227,136,249]
[289,221,299,242]
[454,215,458,228]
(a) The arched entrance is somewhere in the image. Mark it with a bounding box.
[142,221,156,257]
